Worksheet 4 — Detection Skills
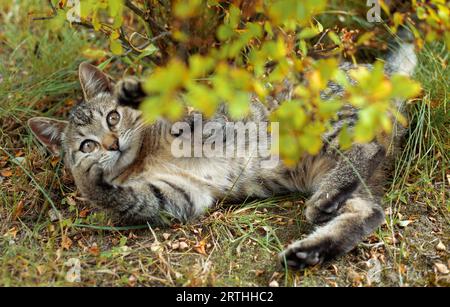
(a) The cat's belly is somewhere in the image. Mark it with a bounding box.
[114,152,335,218]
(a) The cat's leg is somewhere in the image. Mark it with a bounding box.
[279,194,384,270]
[305,142,386,224]
[115,77,146,108]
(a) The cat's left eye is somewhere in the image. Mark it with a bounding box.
[107,111,120,126]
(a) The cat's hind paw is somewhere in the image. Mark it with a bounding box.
[278,238,329,270]
[305,183,357,224]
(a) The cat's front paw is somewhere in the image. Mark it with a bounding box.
[279,238,329,270]
[83,163,109,189]
[116,78,145,107]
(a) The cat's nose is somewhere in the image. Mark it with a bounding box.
[103,134,119,151]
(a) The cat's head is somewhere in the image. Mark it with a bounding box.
[28,62,144,179]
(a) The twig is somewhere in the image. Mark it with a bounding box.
[32,16,55,21]
[32,0,57,21]
[124,0,145,18]
[71,21,94,29]
[149,31,171,43]
[124,0,167,34]
[48,0,57,15]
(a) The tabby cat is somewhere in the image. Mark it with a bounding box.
[28,36,417,269]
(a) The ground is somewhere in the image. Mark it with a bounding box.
[0,1,448,286]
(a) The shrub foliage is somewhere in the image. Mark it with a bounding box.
[41,0,449,162]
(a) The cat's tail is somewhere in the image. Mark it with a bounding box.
[385,27,418,76]
[384,28,418,150]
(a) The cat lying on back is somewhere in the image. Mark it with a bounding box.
[28,36,417,270]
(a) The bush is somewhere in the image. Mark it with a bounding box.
[40,0,449,162]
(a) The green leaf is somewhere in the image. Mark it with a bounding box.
[48,9,66,30]
[338,124,352,150]
[273,100,306,130]
[186,83,219,117]
[174,0,202,18]
[189,55,215,78]
[390,75,422,99]
[108,0,124,17]
[298,27,319,40]
[328,31,341,45]
[136,44,158,61]
[144,59,189,94]
[110,38,123,55]
[354,106,378,143]
[80,0,94,18]
[217,24,234,41]
[228,92,250,119]
[318,99,342,118]
[299,133,322,155]
[299,39,308,56]
[229,5,241,28]
[97,57,114,70]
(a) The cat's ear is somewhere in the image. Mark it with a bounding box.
[78,61,112,101]
[28,117,68,155]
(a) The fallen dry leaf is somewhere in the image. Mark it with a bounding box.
[36,265,46,276]
[128,274,137,287]
[179,241,189,251]
[89,243,100,256]
[12,200,25,221]
[0,168,13,177]
[194,239,208,256]
[65,258,81,282]
[61,235,73,250]
[79,208,90,218]
[151,242,163,253]
[434,263,449,274]
[436,241,446,251]
[14,150,24,157]
[269,280,279,287]
[171,241,180,250]
[254,269,265,277]
[50,156,60,167]
[11,157,25,165]
[366,258,381,284]
[398,220,413,228]
[5,227,18,239]
[347,268,362,284]
[48,209,62,222]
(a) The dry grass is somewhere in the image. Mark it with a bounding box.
[0,1,448,287]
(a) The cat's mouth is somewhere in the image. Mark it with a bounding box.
[107,137,144,182]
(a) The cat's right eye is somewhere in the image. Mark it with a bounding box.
[80,140,98,153]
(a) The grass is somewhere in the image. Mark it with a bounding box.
[0,1,448,286]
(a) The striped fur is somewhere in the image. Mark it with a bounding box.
[28,37,417,269]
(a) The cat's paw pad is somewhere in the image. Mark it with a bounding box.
[116,78,145,106]
[279,239,327,270]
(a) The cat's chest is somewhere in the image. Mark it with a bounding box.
[116,156,242,192]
